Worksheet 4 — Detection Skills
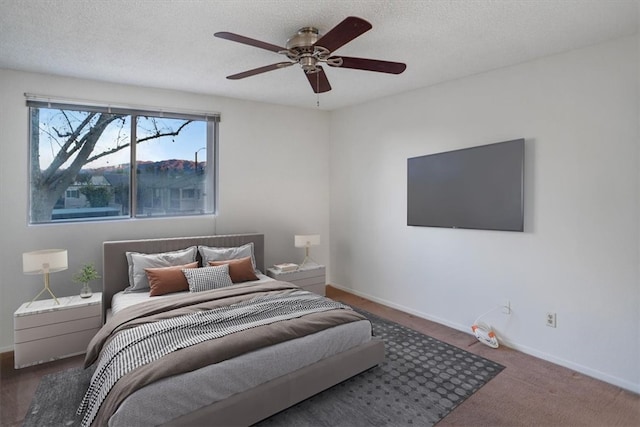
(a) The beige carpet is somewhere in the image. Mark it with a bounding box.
[327,286,640,426]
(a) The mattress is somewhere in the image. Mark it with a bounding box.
[104,279,372,426]
[109,319,371,426]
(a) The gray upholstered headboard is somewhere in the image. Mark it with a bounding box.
[102,233,265,322]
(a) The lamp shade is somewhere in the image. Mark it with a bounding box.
[294,234,320,248]
[23,249,68,274]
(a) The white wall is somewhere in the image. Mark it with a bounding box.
[329,36,639,392]
[0,69,330,351]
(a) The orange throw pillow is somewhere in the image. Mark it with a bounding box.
[209,256,258,283]
[145,261,199,296]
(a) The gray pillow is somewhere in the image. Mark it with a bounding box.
[125,246,197,292]
[198,242,257,271]
[183,264,233,292]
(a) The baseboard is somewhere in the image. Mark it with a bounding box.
[328,283,474,337]
[497,338,640,394]
[328,283,640,394]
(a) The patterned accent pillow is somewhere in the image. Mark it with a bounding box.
[183,264,233,292]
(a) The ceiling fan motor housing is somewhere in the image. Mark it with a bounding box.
[286,27,319,50]
[286,27,332,73]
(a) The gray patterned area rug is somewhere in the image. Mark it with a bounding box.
[259,309,504,426]
[24,310,504,427]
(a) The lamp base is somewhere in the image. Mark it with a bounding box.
[26,274,60,307]
[298,256,319,270]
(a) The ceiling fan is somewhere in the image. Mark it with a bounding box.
[214,16,406,94]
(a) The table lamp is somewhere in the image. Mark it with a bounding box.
[23,249,68,306]
[294,234,320,269]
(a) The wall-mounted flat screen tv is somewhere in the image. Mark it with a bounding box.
[407,139,524,232]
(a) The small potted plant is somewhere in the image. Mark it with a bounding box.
[73,263,101,298]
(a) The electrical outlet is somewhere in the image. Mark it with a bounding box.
[546,312,557,328]
[502,300,511,314]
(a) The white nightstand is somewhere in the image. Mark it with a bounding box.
[267,265,326,296]
[14,293,102,368]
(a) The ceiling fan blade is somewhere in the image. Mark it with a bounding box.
[214,32,287,53]
[329,56,407,74]
[227,62,294,80]
[314,16,372,53]
[305,67,331,93]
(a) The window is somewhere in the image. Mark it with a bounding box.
[27,99,219,224]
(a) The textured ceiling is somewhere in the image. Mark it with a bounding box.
[0,0,637,111]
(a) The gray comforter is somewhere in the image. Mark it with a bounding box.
[80,281,367,426]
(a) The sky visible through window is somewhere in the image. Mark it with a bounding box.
[37,109,206,170]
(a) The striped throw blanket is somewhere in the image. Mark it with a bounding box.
[77,289,350,427]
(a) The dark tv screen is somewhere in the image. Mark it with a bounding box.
[407,139,524,232]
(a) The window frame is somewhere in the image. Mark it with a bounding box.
[26,98,220,224]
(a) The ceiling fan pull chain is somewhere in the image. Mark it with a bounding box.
[316,72,320,108]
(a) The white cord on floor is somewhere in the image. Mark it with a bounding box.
[472,305,502,349]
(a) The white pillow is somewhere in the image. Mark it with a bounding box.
[183,264,233,292]
[198,243,257,271]
[125,246,197,293]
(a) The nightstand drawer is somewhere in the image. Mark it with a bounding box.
[302,283,326,295]
[273,269,324,282]
[14,328,100,368]
[14,304,101,330]
[15,315,102,343]
[290,276,325,288]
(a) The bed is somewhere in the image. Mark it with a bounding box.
[87,233,384,426]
